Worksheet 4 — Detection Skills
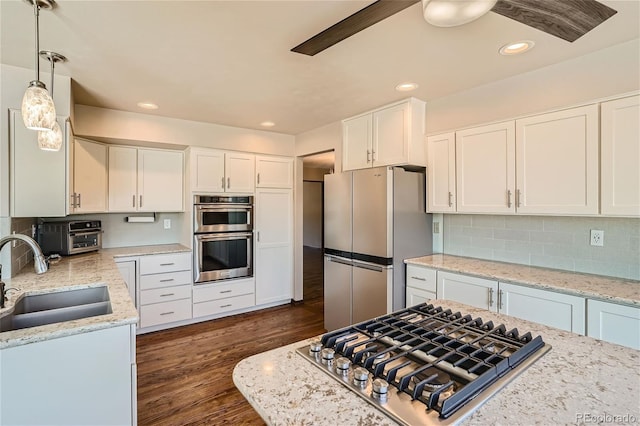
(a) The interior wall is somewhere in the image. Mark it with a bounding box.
[303,181,323,248]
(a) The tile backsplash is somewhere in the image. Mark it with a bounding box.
[10,217,37,277]
[443,215,640,280]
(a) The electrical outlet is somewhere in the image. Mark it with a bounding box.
[590,230,604,247]
[164,219,171,230]
[433,222,440,234]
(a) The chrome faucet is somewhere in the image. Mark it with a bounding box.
[0,234,48,308]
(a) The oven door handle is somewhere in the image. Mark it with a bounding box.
[196,232,253,241]
[69,230,103,237]
[195,205,252,212]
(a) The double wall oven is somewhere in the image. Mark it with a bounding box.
[193,195,253,283]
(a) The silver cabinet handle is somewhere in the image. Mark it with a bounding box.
[366,150,371,163]
[160,263,175,266]
[132,195,136,208]
[257,231,260,242]
[140,195,143,208]
[220,304,232,308]
[372,149,376,161]
[448,192,453,207]
[70,193,77,208]
[257,173,260,185]
[498,289,504,310]
[159,278,174,282]
[220,290,232,294]
[507,190,512,208]
[221,176,225,189]
[410,276,426,281]
[227,177,231,189]
[160,311,174,316]
[488,288,494,307]
[516,189,521,208]
[77,193,81,208]
[159,293,174,297]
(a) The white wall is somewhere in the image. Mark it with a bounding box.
[303,181,323,248]
[426,39,640,134]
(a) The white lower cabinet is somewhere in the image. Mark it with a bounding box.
[406,264,437,307]
[436,270,585,334]
[193,278,255,317]
[587,299,640,349]
[0,325,135,425]
[116,259,137,306]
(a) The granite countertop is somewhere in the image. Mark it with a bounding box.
[233,300,640,426]
[405,254,640,307]
[0,243,190,349]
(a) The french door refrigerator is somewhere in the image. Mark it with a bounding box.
[323,166,432,331]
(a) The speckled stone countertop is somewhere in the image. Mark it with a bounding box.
[0,244,190,349]
[233,300,640,425]
[405,254,640,307]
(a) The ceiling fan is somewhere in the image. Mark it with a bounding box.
[291,0,617,56]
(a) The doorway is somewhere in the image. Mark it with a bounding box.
[302,151,335,303]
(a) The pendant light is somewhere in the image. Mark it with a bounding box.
[21,0,57,131]
[38,50,66,151]
[422,0,497,27]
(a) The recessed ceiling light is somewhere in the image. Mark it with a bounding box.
[137,102,158,110]
[396,82,419,92]
[499,40,535,55]
[260,121,275,127]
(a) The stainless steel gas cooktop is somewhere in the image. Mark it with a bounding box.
[296,303,551,425]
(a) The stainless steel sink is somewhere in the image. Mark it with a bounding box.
[0,286,112,332]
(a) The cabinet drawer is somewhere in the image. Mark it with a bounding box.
[140,285,191,305]
[140,299,192,328]
[193,293,255,318]
[193,279,254,303]
[139,252,191,275]
[139,270,192,290]
[406,265,437,292]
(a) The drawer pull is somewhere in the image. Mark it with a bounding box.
[160,311,175,316]
[220,290,232,294]
[160,293,175,297]
[159,279,175,283]
[411,276,426,281]
[160,263,175,266]
[220,304,232,308]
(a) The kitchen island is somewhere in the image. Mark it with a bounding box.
[233,300,640,425]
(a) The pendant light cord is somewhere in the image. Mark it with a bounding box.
[33,0,40,82]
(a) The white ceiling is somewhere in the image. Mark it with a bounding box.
[1,0,638,135]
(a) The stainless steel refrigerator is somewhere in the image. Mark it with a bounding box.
[323,166,432,331]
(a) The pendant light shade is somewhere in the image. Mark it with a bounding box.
[422,0,498,27]
[37,120,63,151]
[22,80,57,131]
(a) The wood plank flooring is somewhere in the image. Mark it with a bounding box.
[137,249,325,425]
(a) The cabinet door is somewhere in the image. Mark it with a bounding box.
[515,105,598,215]
[456,121,515,214]
[255,189,293,305]
[190,148,225,192]
[426,132,456,212]
[499,282,585,334]
[116,260,137,307]
[436,271,498,312]
[352,263,391,323]
[10,111,68,217]
[74,139,107,213]
[373,102,407,167]
[138,149,184,211]
[256,155,293,188]
[108,146,138,212]
[601,95,640,217]
[343,114,372,171]
[587,299,640,350]
[225,152,255,193]
[406,287,436,308]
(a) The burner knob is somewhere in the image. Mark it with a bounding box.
[309,340,322,356]
[353,367,369,387]
[372,378,389,402]
[321,348,335,365]
[335,357,351,375]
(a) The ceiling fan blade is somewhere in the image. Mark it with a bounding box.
[491,0,617,42]
[291,0,419,56]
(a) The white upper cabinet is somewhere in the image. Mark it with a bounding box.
[256,155,293,188]
[109,146,184,212]
[426,132,456,213]
[455,121,515,214]
[72,138,107,213]
[189,148,254,193]
[10,110,69,217]
[515,104,599,215]
[342,98,426,171]
[600,95,640,217]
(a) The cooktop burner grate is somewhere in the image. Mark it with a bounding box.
[297,303,551,425]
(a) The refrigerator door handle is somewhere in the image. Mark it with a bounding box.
[325,255,353,266]
[352,261,384,273]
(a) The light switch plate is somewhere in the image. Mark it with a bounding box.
[164,219,171,230]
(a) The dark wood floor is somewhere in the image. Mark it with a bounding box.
[137,247,324,425]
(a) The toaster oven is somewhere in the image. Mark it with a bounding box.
[37,220,102,255]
